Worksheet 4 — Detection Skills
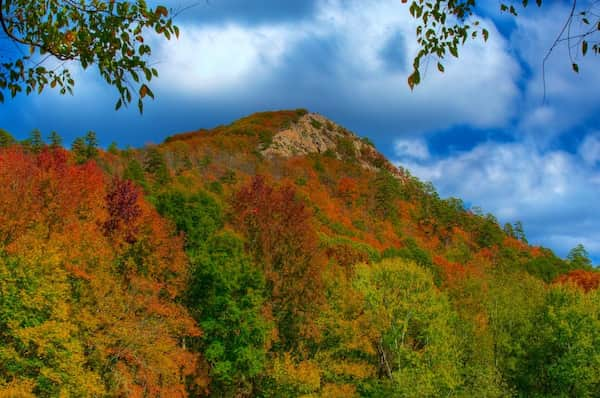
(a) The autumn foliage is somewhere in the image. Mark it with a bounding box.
[232,175,324,344]
[1,111,599,397]
[0,147,203,397]
[554,269,600,292]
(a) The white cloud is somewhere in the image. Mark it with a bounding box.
[510,3,600,141]
[152,23,296,94]
[393,136,600,258]
[394,138,430,160]
[579,132,600,166]
[146,0,520,132]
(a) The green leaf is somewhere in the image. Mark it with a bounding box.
[572,63,579,73]
[582,40,588,56]
[482,28,489,42]
[437,62,445,73]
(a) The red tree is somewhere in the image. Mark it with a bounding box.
[232,175,324,343]
[554,270,600,292]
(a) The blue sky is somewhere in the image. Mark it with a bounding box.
[1,0,599,263]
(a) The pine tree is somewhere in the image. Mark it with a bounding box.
[0,128,15,147]
[85,131,98,159]
[504,223,515,238]
[514,221,527,243]
[48,131,62,149]
[29,129,44,153]
[71,137,87,164]
[567,244,592,269]
[107,141,119,155]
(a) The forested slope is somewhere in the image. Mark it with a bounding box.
[0,110,599,397]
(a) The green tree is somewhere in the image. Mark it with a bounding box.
[352,259,464,396]
[186,232,270,397]
[0,128,15,147]
[48,131,62,149]
[155,190,223,251]
[71,136,86,164]
[373,169,401,219]
[0,252,104,396]
[524,285,600,396]
[503,222,515,238]
[107,141,119,155]
[123,158,147,188]
[404,1,598,89]
[567,243,592,269]
[490,279,600,396]
[143,146,170,185]
[513,221,527,243]
[0,0,178,112]
[486,271,547,394]
[28,128,44,152]
[84,130,98,159]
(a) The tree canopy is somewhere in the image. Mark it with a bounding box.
[404,0,600,89]
[0,0,178,112]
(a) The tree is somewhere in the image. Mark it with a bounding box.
[0,128,15,147]
[372,169,401,219]
[404,1,599,89]
[28,128,43,152]
[186,232,270,397]
[48,131,62,148]
[513,221,527,243]
[503,223,515,238]
[143,146,170,185]
[71,136,86,164]
[84,130,98,159]
[351,259,464,396]
[107,141,119,155]
[0,1,179,112]
[232,176,324,346]
[567,243,592,269]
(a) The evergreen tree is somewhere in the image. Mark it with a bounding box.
[0,128,15,147]
[123,159,147,189]
[567,244,592,269]
[29,129,44,153]
[143,146,170,185]
[503,222,515,238]
[84,131,99,159]
[107,141,119,155]
[48,131,62,149]
[514,221,527,243]
[373,169,401,219]
[71,137,87,164]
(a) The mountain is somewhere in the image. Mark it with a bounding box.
[0,110,599,397]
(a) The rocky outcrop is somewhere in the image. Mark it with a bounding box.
[261,112,403,177]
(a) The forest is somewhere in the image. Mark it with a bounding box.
[0,110,599,397]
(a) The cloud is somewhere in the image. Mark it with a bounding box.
[394,138,430,160]
[510,2,600,142]
[393,135,600,259]
[579,132,600,166]
[145,0,521,136]
[152,23,297,94]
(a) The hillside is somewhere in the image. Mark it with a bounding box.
[1,110,599,397]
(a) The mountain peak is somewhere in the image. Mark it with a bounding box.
[261,112,354,157]
[164,109,400,175]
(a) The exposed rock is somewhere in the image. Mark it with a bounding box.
[261,112,404,178]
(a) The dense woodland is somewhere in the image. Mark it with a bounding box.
[0,110,599,397]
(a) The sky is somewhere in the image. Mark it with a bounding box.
[1,0,599,263]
